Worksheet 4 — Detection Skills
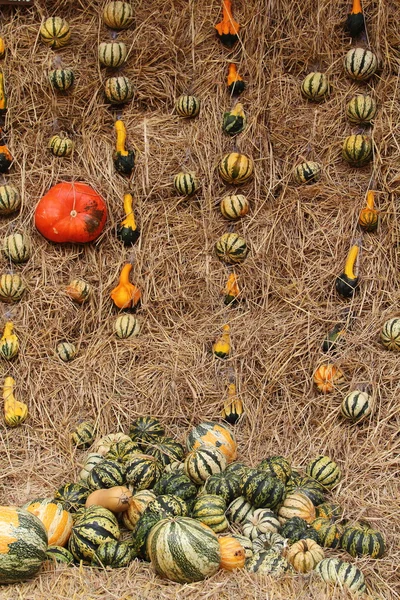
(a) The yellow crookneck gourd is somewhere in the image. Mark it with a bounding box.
[111,263,141,310]
[0,321,19,360]
[3,376,28,427]
[0,38,5,60]
[358,190,379,232]
[335,243,360,299]
[213,324,231,359]
[222,273,240,305]
[0,71,6,115]
[221,382,244,424]
[116,193,140,246]
[113,120,135,177]
[227,63,245,96]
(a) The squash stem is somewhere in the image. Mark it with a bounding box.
[3,376,15,401]
[115,120,128,156]
[344,245,359,279]
[366,190,375,210]
[119,263,133,285]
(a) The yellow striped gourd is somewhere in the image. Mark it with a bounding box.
[0,274,25,303]
[342,134,372,167]
[344,47,378,81]
[71,421,96,448]
[305,455,341,489]
[98,42,127,68]
[218,152,253,184]
[292,161,322,184]
[0,185,20,215]
[104,76,133,104]
[191,495,228,532]
[48,135,74,157]
[215,232,248,264]
[184,446,227,485]
[301,72,330,102]
[3,232,31,263]
[175,95,200,118]
[40,17,71,49]
[346,94,377,124]
[0,321,19,360]
[103,2,134,30]
[173,172,200,196]
[49,69,74,91]
[380,317,400,351]
[278,492,316,524]
[220,194,249,220]
[65,279,92,304]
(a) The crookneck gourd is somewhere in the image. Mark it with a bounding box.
[322,323,346,353]
[223,103,246,136]
[215,0,239,48]
[221,382,243,424]
[113,120,135,176]
[111,263,141,310]
[0,71,7,115]
[359,190,379,232]
[227,63,245,96]
[0,128,13,173]
[345,0,365,37]
[335,243,360,298]
[222,272,240,305]
[3,376,28,427]
[213,324,231,359]
[0,37,5,59]
[0,321,19,360]
[116,193,140,246]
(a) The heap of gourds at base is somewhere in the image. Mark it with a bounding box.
[0,0,391,593]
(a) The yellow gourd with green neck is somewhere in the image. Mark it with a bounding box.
[111,263,141,310]
[3,376,28,427]
[113,120,135,177]
[116,193,140,246]
[335,244,360,298]
[221,383,244,424]
[213,324,231,359]
[0,321,19,360]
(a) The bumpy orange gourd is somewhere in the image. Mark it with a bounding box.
[110,263,141,310]
[218,536,246,570]
[313,364,345,393]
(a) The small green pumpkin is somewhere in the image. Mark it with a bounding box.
[175,95,200,118]
[68,506,120,563]
[54,482,91,513]
[305,455,341,490]
[203,472,241,505]
[128,416,165,446]
[173,172,200,196]
[311,517,343,549]
[340,525,385,558]
[86,459,125,490]
[124,454,163,490]
[191,494,228,532]
[92,540,133,568]
[46,546,74,564]
[241,469,285,509]
[142,436,185,467]
[71,421,96,448]
[49,69,74,91]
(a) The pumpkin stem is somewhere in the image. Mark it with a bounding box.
[115,120,129,156]
[351,0,362,14]
[366,190,375,210]
[344,244,359,280]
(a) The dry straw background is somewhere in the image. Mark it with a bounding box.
[0,0,399,598]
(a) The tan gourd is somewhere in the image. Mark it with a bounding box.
[85,486,132,512]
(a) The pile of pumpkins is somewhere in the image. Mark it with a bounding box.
[0,419,384,594]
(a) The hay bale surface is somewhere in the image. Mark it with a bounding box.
[0,0,399,598]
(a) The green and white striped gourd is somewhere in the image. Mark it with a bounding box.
[114,314,141,339]
[311,517,343,549]
[306,455,341,489]
[278,492,316,524]
[146,517,221,583]
[340,525,385,558]
[129,416,165,447]
[341,390,374,422]
[241,469,285,509]
[242,508,280,540]
[215,232,249,265]
[91,540,133,568]
[191,495,228,533]
[57,341,77,362]
[145,495,189,519]
[125,454,163,490]
[122,490,156,530]
[184,446,227,484]
[380,318,400,351]
[226,496,254,525]
[40,17,71,49]
[0,274,25,303]
[346,94,377,124]
[49,69,74,91]
[98,42,127,68]
[342,134,373,167]
[79,453,104,482]
[103,1,134,29]
[224,462,249,479]
[104,76,134,104]
[153,471,198,504]
[105,440,140,464]
[175,95,200,118]
[86,459,125,490]
[68,506,120,563]
[48,135,74,157]
[252,532,287,555]
[220,194,249,220]
[94,433,131,456]
[53,482,90,513]
[203,472,241,504]
[173,172,200,196]
[0,185,20,215]
[292,161,322,184]
[71,421,95,448]
[285,474,326,505]
[257,455,292,484]
[301,72,330,102]
[280,517,319,544]
[246,549,293,576]
[142,436,185,467]
[3,232,31,263]
[45,545,74,564]
[344,48,378,81]
[315,557,366,595]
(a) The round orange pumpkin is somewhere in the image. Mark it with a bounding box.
[22,498,73,547]
[218,536,246,570]
[34,182,107,243]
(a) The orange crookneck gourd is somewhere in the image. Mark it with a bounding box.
[227,64,245,96]
[0,128,12,173]
[222,273,240,305]
[215,0,240,48]
[358,190,379,232]
[345,0,365,38]
[110,263,141,310]
[213,324,231,359]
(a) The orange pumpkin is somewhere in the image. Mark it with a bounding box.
[218,536,246,570]
[110,263,141,310]
[23,498,73,547]
[313,364,345,393]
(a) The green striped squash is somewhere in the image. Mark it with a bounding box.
[87,459,125,490]
[68,506,120,563]
[252,532,288,555]
[71,421,96,448]
[95,433,131,456]
[142,436,185,467]
[215,232,248,265]
[98,42,127,68]
[315,558,366,595]
[242,508,280,540]
[341,390,374,422]
[301,72,330,102]
[203,472,241,504]
[186,421,237,463]
[173,172,200,196]
[342,134,372,167]
[3,233,31,264]
[57,341,77,362]
[292,161,322,184]
[40,17,71,49]
[225,462,249,479]
[220,194,249,220]
[346,94,377,124]
[278,492,316,524]
[122,490,156,530]
[246,549,293,576]
[230,533,254,559]
[103,1,134,29]
[45,545,74,564]
[129,416,165,446]
[48,135,74,157]
[306,455,341,489]
[104,76,134,104]
[311,517,343,549]
[0,323,19,360]
[153,472,198,504]
[0,274,25,303]
[226,496,254,525]
[258,456,292,484]
[218,152,254,185]
[0,506,48,583]
[241,470,285,509]
[340,525,385,558]
[54,483,90,513]
[175,95,200,118]
[125,454,163,490]
[344,47,378,81]
[92,540,133,567]
[184,446,227,485]
[146,517,221,583]
[381,317,400,351]
[132,512,162,560]
[49,69,74,91]
[191,495,228,533]
[105,440,140,464]
[114,314,141,339]
[315,502,342,520]
[0,185,20,215]
[280,517,316,544]
[286,474,326,506]
[79,453,104,482]
[22,498,73,548]
[145,495,188,519]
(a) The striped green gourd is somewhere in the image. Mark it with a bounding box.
[122,490,156,531]
[346,94,377,124]
[48,135,74,157]
[278,492,316,524]
[153,471,198,504]
[306,455,341,490]
[145,495,189,519]
[68,506,120,563]
[104,76,134,104]
[258,456,292,484]
[226,496,254,525]
[175,95,200,118]
[215,232,249,265]
[91,540,133,568]
[71,421,95,448]
[241,469,285,509]
[218,152,254,185]
[45,545,74,564]
[280,516,319,544]
[142,436,185,467]
[292,161,322,184]
[125,454,163,490]
[105,440,140,464]
[186,421,237,463]
[131,511,162,560]
[224,462,249,479]
[173,172,200,196]
[3,232,31,263]
[285,474,326,505]
[0,274,25,303]
[98,42,127,68]
[222,103,246,135]
[146,517,221,583]
[57,341,77,362]
[315,502,342,520]
[191,494,228,533]
[315,557,366,595]
[49,69,74,91]
[340,525,385,558]
[0,507,48,583]
[0,185,20,215]
[301,72,330,102]
[246,549,293,576]
[220,194,249,220]
[79,453,104,482]
[230,533,254,559]
[311,517,343,549]
[53,482,90,513]
[252,532,287,555]
[242,508,280,540]
[203,472,241,504]
[103,1,134,29]
[341,390,373,422]
[114,314,141,339]
[184,446,227,485]
[342,134,373,167]
[380,318,400,351]
[344,47,378,81]
[128,416,165,447]
[86,459,125,490]
[40,17,71,49]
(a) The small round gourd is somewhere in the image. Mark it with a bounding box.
[252,532,287,554]
[215,232,249,265]
[287,538,325,573]
[57,341,77,362]
[114,314,141,338]
[0,274,25,303]
[143,436,185,467]
[125,454,163,490]
[92,539,132,567]
[103,2,134,30]
[22,498,73,547]
[40,17,71,49]
[341,390,374,422]
[242,509,281,540]
[191,494,228,533]
[292,161,322,184]
[48,135,74,157]
[287,475,327,506]
[98,42,127,68]
[340,525,385,558]
[184,446,227,484]
[65,279,92,304]
[301,72,330,102]
[71,421,96,448]
[380,318,400,351]
[241,470,285,510]
[346,94,377,124]
[278,492,316,524]
[203,472,241,505]
[186,421,237,463]
[226,496,254,525]
[258,455,292,484]
[218,152,254,184]
[220,194,249,220]
[46,546,74,564]
[313,364,345,393]
[246,549,293,576]
[311,517,343,549]
[315,557,366,594]
[344,47,378,81]
[129,416,165,446]
[49,69,74,91]
[218,536,246,570]
[86,459,125,490]
[3,232,31,263]
[0,185,20,215]
[342,134,373,167]
[175,95,200,118]
[173,172,200,196]
[94,433,131,456]
[79,453,104,482]
[104,76,134,104]
[68,506,120,563]
[305,455,341,489]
